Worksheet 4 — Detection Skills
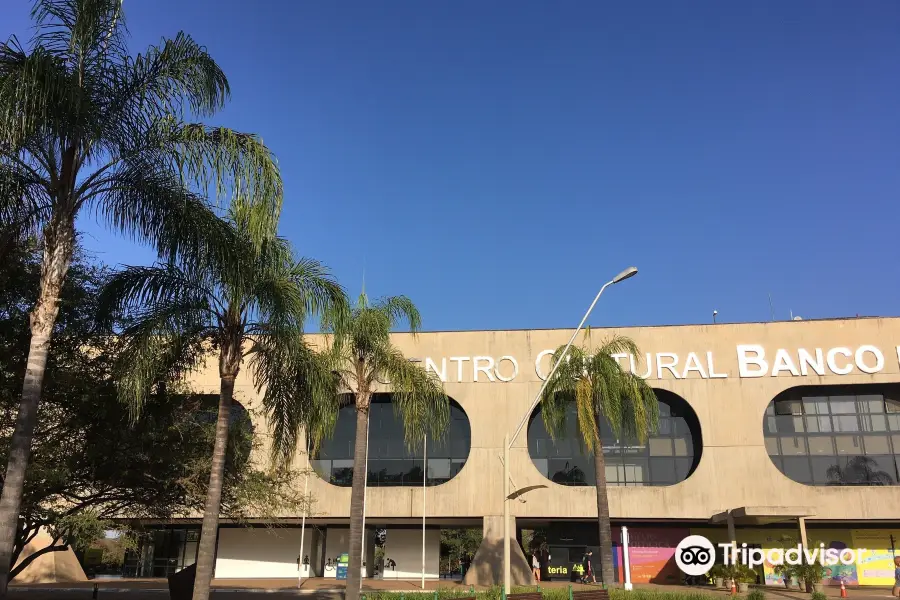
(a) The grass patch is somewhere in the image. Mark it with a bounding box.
[362,588,717,600]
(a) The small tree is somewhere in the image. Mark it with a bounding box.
[540,334,658,585]
[98,221,345,600]
[324,292,449,600]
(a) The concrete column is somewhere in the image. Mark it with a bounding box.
[464,516,533,586]
[307,527,322,577]
[798,518,808,550]
[364,527,376,578]
[726,512,737,565]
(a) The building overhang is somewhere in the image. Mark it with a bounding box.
[710,506,817,526]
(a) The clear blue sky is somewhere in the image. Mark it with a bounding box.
[6,1,900,331]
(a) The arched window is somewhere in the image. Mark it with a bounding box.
[764,384,900,486]
[311,394,471,487]
[527,389,701,487]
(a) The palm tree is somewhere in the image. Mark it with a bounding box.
[539,335,658,585]
[97,219,346,600]
[325,292,449,600]
[826,456,895,486]
[0,1,282,590]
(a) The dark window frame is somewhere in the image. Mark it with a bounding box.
[311,395,471,487]
[526,389,702,487]
[763,384,900,487]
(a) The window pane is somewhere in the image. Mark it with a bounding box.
[811,456,840,484]
[673,418,692,436]
[780,436,808,455]
[834,455,895,485]
[864,436,890,455]
[428,458,452,480]
[834,416,860,432]
[860,395,884,413]
[674,457,694,480]
[805,416,833,433]
[783,457,813,483]
[830,397,858,414]
[835,435,863,455]
[649,458,676,483]
[623,459,648,486]
[773,416,804,433]
[776,400,802,415]
[808,437,834,455]
[605,463,624,485]
[311,459,332,480]
[803,396,829,415]
[862,415,888,432]
[886,398,900,414]
[649,438,673,456]
[764,437,779,455]
[532,458,548,478]
[892,434,900,453]
[673,438,692,456]
[657,419,672,435]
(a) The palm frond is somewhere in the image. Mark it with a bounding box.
[371,344,449,449]
[374,295,422,333]
[32,0,127,71]
[247,330,339,465]
[111,298,211,420]
[96,263,216,326]
[0,38,76,145]
[103,31,228,125]
[92,162,240,271]
[539,336,659,453]
[171,123,282,246]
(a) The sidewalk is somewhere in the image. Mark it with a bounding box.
[7,579,895,599]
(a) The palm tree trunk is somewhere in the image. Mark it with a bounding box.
[593,442,615,585]
[0,213,75,596]
[191,375,234,600]
[345,401,370,600]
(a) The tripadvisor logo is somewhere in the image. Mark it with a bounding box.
[674,535,870,576]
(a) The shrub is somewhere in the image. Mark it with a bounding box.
[746,590,766,600]
[811,592,827,600]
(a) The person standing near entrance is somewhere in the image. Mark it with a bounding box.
[532,551,541,582]
[893,556,900,597]
[581,550,595,584]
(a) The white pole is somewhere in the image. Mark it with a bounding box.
[360,410,370,586]
[421,434,427,589]
[622,526,633,591]
[503,433,510,594]
[502,267,638,592]
[298,435,311,587]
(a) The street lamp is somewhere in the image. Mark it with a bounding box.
[502,266,639,594]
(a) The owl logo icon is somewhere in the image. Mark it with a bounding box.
[675,535,716,576]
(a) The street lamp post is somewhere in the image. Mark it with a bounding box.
[502,267,639,594]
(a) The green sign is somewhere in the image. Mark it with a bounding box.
[338,553,349,565]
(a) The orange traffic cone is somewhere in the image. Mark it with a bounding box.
[730,578,737,596]
[840,580,848,598]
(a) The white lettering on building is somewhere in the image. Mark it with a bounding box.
[421,343,896,383]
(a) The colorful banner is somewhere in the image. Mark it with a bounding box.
[615,527,688,584]
[852,530,900,586]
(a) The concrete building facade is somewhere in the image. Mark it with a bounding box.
[130,317,900,587]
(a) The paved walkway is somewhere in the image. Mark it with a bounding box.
[7,579,896,600]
